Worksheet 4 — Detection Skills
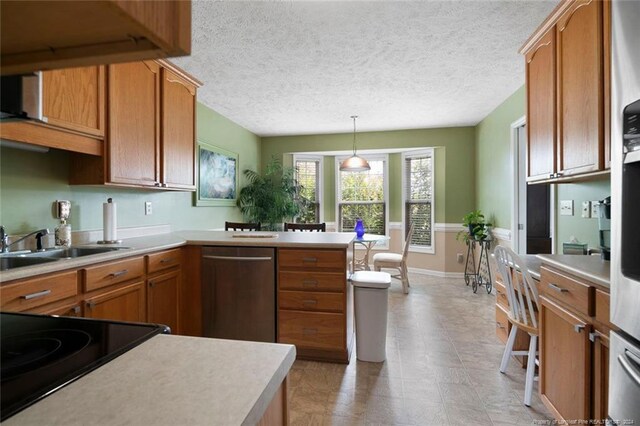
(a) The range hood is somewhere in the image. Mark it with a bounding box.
[0,73,46,123]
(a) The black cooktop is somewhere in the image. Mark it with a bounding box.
[0,312,169,421]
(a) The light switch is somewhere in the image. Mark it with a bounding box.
[560,200,574,216]
[582,201,591,218]
[591,201,600,218]
[145,201,152,215]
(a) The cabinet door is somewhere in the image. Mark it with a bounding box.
[147,269,180,334]
[526,29,557,182]
[84,281,146,323]
[42,66,105,138]
[540,296,591,421]
[591,330,609,421]
[161,68,196,190]
[556,0,604,177]
[108,61,160,187]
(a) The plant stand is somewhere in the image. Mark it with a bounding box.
[463,237,493,294]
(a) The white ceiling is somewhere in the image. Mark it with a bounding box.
[173,1,556,137]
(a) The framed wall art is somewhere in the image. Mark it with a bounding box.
[195,141,238,207]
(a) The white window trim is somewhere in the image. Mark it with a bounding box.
[402,148,435,254]
[293,154,324,223]
[335,154,389,250]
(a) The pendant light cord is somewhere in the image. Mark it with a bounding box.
[351,115,358,156]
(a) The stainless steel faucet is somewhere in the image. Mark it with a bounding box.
[0,226,50,253]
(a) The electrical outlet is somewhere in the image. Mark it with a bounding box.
[581,201,591,218]
[457,253,464,263]
[560,200,574,216]
[145,201,152,215]
[591,201,600,218]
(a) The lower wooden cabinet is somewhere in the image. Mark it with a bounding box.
[84,281,147,323]
[540,295,592,421]
[591,330,609,421]
[147,269,180,333]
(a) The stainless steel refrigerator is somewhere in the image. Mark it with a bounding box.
[609,1,640,422]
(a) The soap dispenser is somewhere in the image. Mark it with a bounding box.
[54,200,72,248]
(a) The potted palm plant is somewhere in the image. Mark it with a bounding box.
[237,158,309,231]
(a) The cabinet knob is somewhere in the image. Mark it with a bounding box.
[574,324,585,333]
[86,301,96,309]
[589,332,599,342]
[549,173,555,179]
[149,281,155,288]
[162,183,168,188]
[71,305,81,314]
[154,182,161,187]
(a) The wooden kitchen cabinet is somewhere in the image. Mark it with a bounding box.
[521,0,609,183]
[84,281,146,323]
[1,1,191,76]
[146,249,183,334]
[591,329,609,421]
[0,270,78,312]
[108,61,162,188]
[277,248,353,363]
[70,60,201,191]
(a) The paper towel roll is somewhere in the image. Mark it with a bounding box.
[103,199,117,242]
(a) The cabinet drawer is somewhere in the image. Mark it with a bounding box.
[595,289,610,327]
[495,304,510,343]
[1,270,78,311]
[83,256,145,292]
[279,290,344,313]
[278,249,345,270]
[279,271,345,292]
[278,310,344,350]
[147,249,181,274]
[540,266,593,316]
[495,280,509,310]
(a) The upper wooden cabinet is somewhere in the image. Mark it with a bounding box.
[70,60,201,191]
[522,0,610,183]
[0,1,191,76]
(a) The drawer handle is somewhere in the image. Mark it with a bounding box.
[302,299,318,305]
[548,283,569,293]
[302,328,318,335]
[86,301,96,309]
[149,281,155,288]
[496,322,506,329]
[159,258,174,264]
[21,289,51,300]
[589,332,599,342]
[70,306,81,315]
[109,269,129,278]
[574,324,585,333]
[302,257,318,263]
[302,279,318,287]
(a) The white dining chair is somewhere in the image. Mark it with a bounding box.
[494,245,540,406]
[372,222,414,294]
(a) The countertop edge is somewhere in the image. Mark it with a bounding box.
[536,254,611,289]
[242,344,297,425]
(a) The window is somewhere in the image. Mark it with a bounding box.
[336,156,387,235]
[294,156,322,223]
[403,149,434,251]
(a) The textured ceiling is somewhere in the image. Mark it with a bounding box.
[173,1,557,137]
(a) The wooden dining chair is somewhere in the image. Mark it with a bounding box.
[283,222,326,232]
[493,245,540,407]
[225,221,261,231]
[372,222,414,294]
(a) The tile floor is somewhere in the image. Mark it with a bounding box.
[287,273,554,425]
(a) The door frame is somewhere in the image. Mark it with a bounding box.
[510,115,556,254]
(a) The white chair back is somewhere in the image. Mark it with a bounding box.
[493,246,539,330]
[402,222,416,260]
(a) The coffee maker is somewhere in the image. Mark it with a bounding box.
[598,196,611,260]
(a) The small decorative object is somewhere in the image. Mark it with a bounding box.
[339,116,371,172]
[196,141,238,207]
[54,200,72,248]
[354,219,365,238]
[456,210,492,243]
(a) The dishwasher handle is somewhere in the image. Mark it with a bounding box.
[202,255,273,262]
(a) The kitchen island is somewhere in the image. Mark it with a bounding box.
[3,334,296,425]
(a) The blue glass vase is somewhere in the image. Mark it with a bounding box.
[354,219,365,238]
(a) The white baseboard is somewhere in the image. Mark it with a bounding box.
[407,267,465,279]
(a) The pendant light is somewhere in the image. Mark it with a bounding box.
[339,115,370,172]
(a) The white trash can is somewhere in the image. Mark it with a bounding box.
[351,270,392,362]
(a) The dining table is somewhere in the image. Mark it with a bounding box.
[352,233,391,271]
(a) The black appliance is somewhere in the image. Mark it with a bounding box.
[0,312,169,421]
[0,73,44,122]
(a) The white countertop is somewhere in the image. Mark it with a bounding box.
[4,334,296,426]
[537,254,610,289]
[0,231,355,283]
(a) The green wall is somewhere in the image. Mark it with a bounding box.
[262,127,476,223]
[0,103,260,234]
[475,86,526,228]
[556,179,610,252]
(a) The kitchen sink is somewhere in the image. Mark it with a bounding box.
[27,247,129,259]
[0,256,58,271]
[0,247,130,270]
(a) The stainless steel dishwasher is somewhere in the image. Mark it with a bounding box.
[201,246,276,342]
